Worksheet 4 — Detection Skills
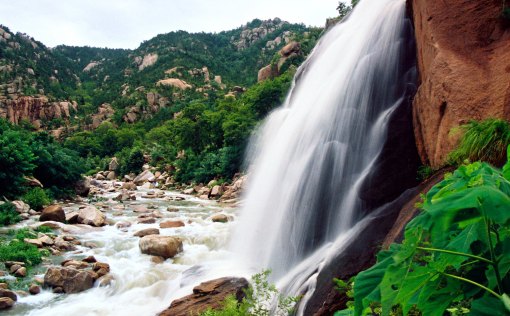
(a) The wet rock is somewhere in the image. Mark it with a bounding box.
[122,182,137,190]
[182,188,194,195]
[159,220,185,229]
[134,228,160,237]
[38,233,54,246]
[12,200,30,213]
[133,170,155,185]
[9,264,22,274]
[0,297,14,310]
[210,185,223,197]
[75,178,91,197]
[62,260,89,269]
[65,211,79,224]
[151,256,165,264]
[14,267,26,278]
[40,205,65,223]
[166,207,179,212]
[97,274,114,287]
[44,267,94,294]
[77,206,106,227]
[137,217,156,224]
[82,256,97,263]
[0,284,7,289]
[116,221,132,230]
[54,236,75,251]
[0,289,17,301]
[211,214,229,223]
[133,205,150,213]
[24,238,43,248]
[29,284,40,295]
[139,235,183,259]
[158,277,249,316]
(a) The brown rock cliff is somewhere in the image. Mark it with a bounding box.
[412,0,510,168]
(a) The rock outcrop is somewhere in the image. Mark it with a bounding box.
[156,78,192,90]
[411,0,510,168]
[40,205,66,223]
[158,277,249,316]
[77,206,106,227]
[257,41,302,82]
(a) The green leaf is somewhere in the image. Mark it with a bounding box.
[470,295,508,315]
[502,294,510,312]
[502,145,510,181]
[353,251,393,316]
[334,310,354,316]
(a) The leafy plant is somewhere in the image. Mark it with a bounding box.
[417,165,435,181]
[22,187,50,211]
[0,203,21,226]
[0,240,42,267]
[337,147,510,315]
[448,119,510,166]
[201,270,299,316]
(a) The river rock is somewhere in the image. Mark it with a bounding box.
[133,170,155,185]
[40,205,65,223]
[62,260,89,269]
[159,220,185,229]
[14,267,26,278]
[122,182,137,190]
[210,185,223,197]
[0,297,14,310]
[65,211,79,224]
[106,171,116,180]
[97,274,114,287]
[137,217,156,224]
[75,178,91,197]
[44,267,94,294]
[12,200,29,213]
[182,188,194,195]
[77,206,106,227]
[158,277,249,316]
[0,289,17,301]
[28,284,40,295]
[38,233,54,246]
[139,235,183,259]
[211,214,229,223]
[134,228,160,237]
[24,238,43,248]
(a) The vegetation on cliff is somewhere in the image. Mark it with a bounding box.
[336,148,510,315]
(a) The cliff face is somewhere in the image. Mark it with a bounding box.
[412,0,510,168]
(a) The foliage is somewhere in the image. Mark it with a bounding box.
[200,270,299,316]
[0,203,21,226]
[448,119,510,166]
[337,149,510,315]
[416,165,435,181]
[337,2,352,18]
[0,241,43,267]
[22,187,50,211]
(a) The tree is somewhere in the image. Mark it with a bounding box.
[337,2,352,18]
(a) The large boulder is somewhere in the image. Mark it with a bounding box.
[139,236,183,259]
[108,157,119,171]
[133,170,156,185]
[0,297,14,310]
[411,0,510,168]
[77,206,106,227]
[75,178,91,197]
[158,277,249,316]
[39,205,65,223]
[44,267,94,294]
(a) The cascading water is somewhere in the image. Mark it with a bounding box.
[231,0,417,310]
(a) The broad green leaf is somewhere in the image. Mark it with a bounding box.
[417,277,461,316]
[470,295,508,315]
[334,309,354,316]
[353,251,393,316]
[502,293,510,312]
[502,145,510,181]
[444,222,485,269]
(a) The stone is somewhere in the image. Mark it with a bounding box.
[210,185,223,197]
[40,205,65,223]
[106,171,116,180]
[156,78,192,90]
[44,267,94,294]
[116,221,132,230]
[134,228,160,237]
[151,256,165,264]
[96,173,106,180]
[0,289,17,301]
[211,214,229,223]
[12,200,29,213]
[139,235,183,259]
[138,53,158,71]
[257,64,276,82]
[159,220,185,229]
[82,256,97,263]
[38,233,54,246]
[138,218,156,224]
[24,238,43,248]
[75,178,91,197]
[14,267,26,278]
[28,284,40,295]
[411,0,510,168]
[122,182,137,190]
[158,277,249,316]
[0,284,7,289]
[183,188,194,195]
[77,206,106,227]
[97,274,114,287]
[9,265,22,274]
[109,157,119,171]
[166,207,179,212]
[133,170,156,185]
[0,297,14,310]
[65,211,79,224]
[62,260,89,269]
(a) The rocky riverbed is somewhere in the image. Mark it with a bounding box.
[1,179,242,316]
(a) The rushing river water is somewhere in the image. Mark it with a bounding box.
[5,182,243,316]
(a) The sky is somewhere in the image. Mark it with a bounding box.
[0,0,340,49]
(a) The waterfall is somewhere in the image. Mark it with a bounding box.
[231,0,417,309]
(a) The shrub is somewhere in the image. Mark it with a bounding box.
[0,203,21,226]
[22,187,50,211]
[201,270,298,316]
[448,119,510,166]
[336,150,510,315]
[0,240,42,267]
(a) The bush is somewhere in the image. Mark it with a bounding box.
[22,187,50,211]
[201,270,298,316]
[448,119,510,166]
[0,203,21,226]
[337,150,510,315]
[0,240,42,267]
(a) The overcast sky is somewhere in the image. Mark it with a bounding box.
[0,0,341,49]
